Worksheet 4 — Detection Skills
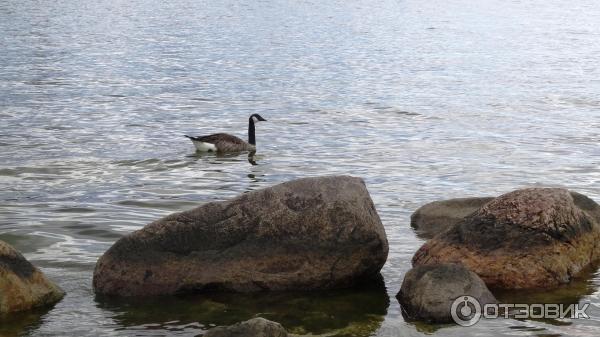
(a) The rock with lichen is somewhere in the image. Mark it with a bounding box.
[0,240,64,314]
[94,176,388,296]
[412,188,600,289]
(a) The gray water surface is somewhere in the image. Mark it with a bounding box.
[1,0,600,336]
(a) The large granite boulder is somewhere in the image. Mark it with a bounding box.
[203,318,288,337]
[94,176,388,296]
[410,197,494,238]
[412,188,600,289]
[396,263,496,323]
[0,240,64,314]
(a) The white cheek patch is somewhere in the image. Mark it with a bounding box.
[193,141,218,152]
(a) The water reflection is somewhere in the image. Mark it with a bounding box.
[187,150,259,166]
[494,264,600,327]
[96,278,389,336]
[0,306,55,337]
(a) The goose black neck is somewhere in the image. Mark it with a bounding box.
[248,117,256,145]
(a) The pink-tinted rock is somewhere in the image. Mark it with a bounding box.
[0,240,64,313]
[412,188,600,289]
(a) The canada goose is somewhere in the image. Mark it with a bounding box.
[184,114,267,152]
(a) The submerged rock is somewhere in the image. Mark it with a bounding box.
[0,240,64,314]
[396,263,496,323]
[413,188,600,289]
[93,176,388,296]
[203,318,288,337]
[410,197,494,238]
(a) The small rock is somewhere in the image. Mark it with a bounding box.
[396,263,496,323]
[203,318,288,337]
[0,240,64,314]
[410,197,494,238]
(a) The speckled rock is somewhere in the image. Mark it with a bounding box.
[203,318,288,337]
[0,240,64,314]
[396,263,496,323]
[410,197,494,238]
[93,176,388,296]
[412,188,600,289]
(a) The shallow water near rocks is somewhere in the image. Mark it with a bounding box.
[1,0,600,336]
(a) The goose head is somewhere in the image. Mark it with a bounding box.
[250,114,267,122]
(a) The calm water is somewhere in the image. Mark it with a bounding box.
[1,0,600,336]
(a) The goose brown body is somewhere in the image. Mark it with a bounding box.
[185,133,255,152]
[184,114,267,153]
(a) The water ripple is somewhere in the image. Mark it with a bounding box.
[1,0,600,336]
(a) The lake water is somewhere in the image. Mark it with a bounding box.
[1,0,600,336]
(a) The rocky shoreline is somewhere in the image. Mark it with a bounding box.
[402,187,600,322]
[3,178,600,334]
